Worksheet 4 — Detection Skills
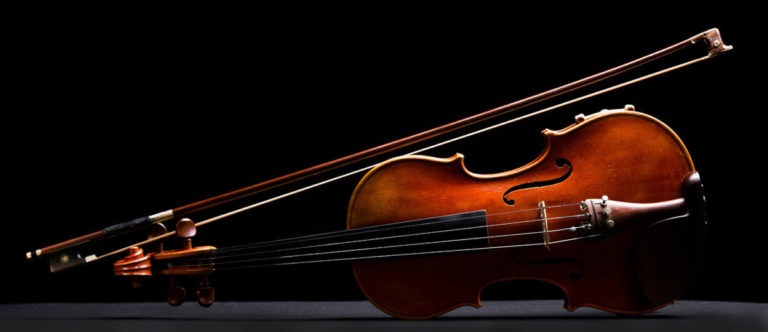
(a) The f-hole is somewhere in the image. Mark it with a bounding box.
[503,158,572,206]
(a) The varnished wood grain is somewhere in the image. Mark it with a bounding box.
[346,110,695,319]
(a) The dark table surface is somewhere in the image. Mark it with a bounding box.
[1,300,765,332]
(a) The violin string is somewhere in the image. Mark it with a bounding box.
[209,223,589,267]
[168,216,591,270]
[169,221,588,269]
[210,211,589,262]
[96,54,710,262]
[214,202,582,255]
[211,233,604,271]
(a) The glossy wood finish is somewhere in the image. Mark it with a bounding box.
[153,246,216,276]
[152,219,216,276]
[38,230,102,256]
[347,110,696,319]
[113,246,153,277]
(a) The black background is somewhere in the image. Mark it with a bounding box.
[4,7,765,305]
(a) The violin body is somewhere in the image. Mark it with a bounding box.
[347,109,705,319]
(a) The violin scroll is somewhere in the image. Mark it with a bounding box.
[113,246,152,288]
[112,223,167,288]
[113,218,216,306]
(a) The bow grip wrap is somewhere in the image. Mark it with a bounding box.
[102,216,154,237]
[28,210,174,260]
[47,217,152,272]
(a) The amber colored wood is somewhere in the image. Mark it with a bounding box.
[585,198,686,233]
[113,246,152,276]
[152,246,216,275]
[39,230,102,256]
[152,246,216,261]
[149,219,216,276]
[347,110,696,319]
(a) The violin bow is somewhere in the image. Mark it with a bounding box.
[28,28,732,273]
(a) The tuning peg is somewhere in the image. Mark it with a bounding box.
[145,223,168,253]
[176,218,197,250]
[164,277,186,306]
[196,276,215,307]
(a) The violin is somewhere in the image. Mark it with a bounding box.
[26,28,732,319]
